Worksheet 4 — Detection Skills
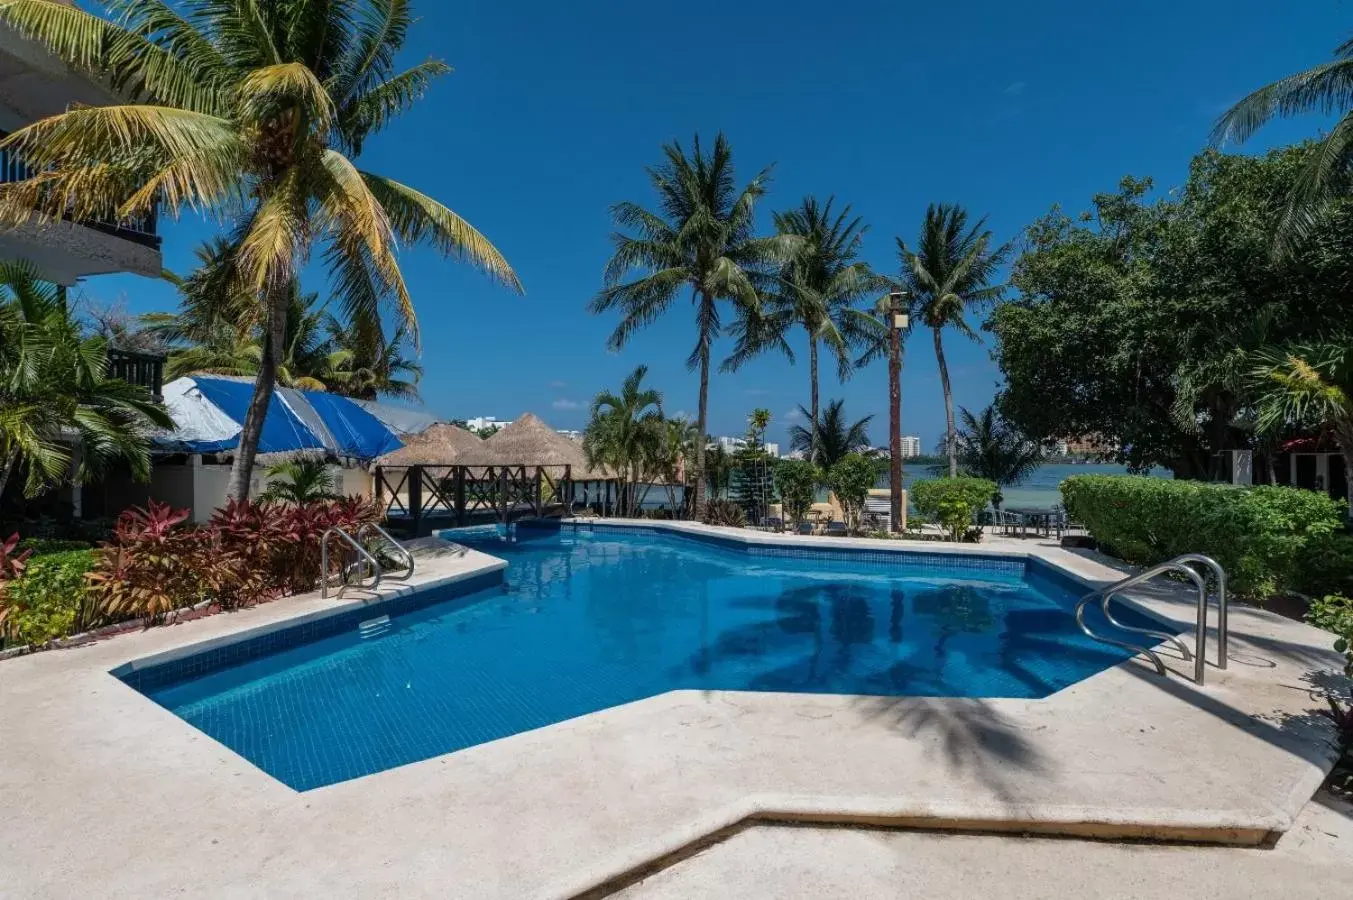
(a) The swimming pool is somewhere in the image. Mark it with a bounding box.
[118,525,1173,790]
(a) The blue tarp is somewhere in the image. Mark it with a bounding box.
[191,378,328,454]
[159,376,408,460]
[303,390,404,459]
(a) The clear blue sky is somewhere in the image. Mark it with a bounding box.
[85,0,1345,449]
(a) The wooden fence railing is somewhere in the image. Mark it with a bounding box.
[374,464,574,535]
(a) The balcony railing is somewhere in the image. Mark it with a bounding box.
[107,348,165,401]
[0,132,161,249]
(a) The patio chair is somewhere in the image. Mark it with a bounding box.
[825,520,848,537]
[994,509,1024,536]
[764,516,785,533]
[796,521,815,535]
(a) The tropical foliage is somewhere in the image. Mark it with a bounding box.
[787,399,872,470]
[0,0,519,501]
[591,133,794,515]
[259,458,341,504]
[581,365,668,517]
[1213,32,1353,247]
[726,197,878,461]
[826,453,876,534]
[0,261,171,498]
[1060,475,1345,600]
[774,459,820,528]
[991,146,1353,479]
[911,477,997,543]
[953,404,1043,509]
[150,239,422,398]
[1250,343,1353,515]
[895,204,1009,477]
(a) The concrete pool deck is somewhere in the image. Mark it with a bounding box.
[0,522,1347,898]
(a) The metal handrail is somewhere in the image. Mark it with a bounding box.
[356,522,415,581]
[1075,554,1228,685]
[321,527,382,599]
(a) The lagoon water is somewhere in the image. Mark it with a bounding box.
[898,462,1166,510]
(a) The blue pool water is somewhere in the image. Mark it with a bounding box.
[125,526,1171,791]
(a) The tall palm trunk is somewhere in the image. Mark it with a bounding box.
[691,292,712,518]
[933,327,957,477]
[808,336,820,464]
[0,446,18,500]
[227,285,288,501]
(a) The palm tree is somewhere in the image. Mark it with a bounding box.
[788,399,872,470]
[325,319,422,400]
[0,261,172,498]
[1251,343,1353,516]
[259,457,340,504]
[591,133,793,517]
[1213,36,1353,245]
[582,365,666,517]
[704,441,734,501]
[953,404,1043,510]
[727,197,878,462]
[897,204,1009,476]
[0,0,520,502]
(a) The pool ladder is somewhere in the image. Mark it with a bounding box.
[320,523,416,599]
[1074,554,1227,686]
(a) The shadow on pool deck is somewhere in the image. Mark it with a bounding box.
[852,695,1053,805]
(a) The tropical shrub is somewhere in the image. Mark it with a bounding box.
[0,549,96,647]
[1295,534,1353,599]
[18,538,93,555]
[911,477,998,542]
[259,459,341,504]
[1061,475,1345,599]
[0,532,34,635]
[702,499,747,528]
[87,503,214,624]
[86,497,382,626]
[775,460,821,527]
[827,454,877,534]
[1308,593,1353,677]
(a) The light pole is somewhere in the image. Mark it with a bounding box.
[887,290,909,532]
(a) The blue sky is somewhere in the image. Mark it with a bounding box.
[86,0,1345,449]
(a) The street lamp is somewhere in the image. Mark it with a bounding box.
[887,290,909,532]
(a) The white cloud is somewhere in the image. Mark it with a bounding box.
[549,380,567,389]
[551,398,581,411]
[784,408,804,421]
[1004,80,1027,95]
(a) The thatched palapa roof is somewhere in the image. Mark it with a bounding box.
[459,413,610,479]
[375,422,483,466]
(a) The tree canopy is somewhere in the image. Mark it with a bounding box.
[989,145,1353,478]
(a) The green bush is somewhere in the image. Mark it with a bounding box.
[1060,475,1346,599]
[827,454,877,533]
[701,499,747,528]
[774,460,820,527]
[911,477,997,542]
[1,549,97,647]
[18,538,93,556]
[1295,534,1353,599]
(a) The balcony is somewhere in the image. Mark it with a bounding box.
[107,348,166,402]
[0,131,161,249]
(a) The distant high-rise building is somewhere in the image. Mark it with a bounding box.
[898,435,922,458]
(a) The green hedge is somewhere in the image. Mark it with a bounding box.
[1,549,97,647]
[1060,475,1347,599]
[912,477,998,542]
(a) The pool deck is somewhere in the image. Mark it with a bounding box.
[0,522,1347,898]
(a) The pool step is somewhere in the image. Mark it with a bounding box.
[358,615,392,639]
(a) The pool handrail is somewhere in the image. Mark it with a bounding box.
[320,526,382,599]
[1074,554,1228,686]
[356,522,416,581]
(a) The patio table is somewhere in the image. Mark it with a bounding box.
[1004,506,1055,538]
